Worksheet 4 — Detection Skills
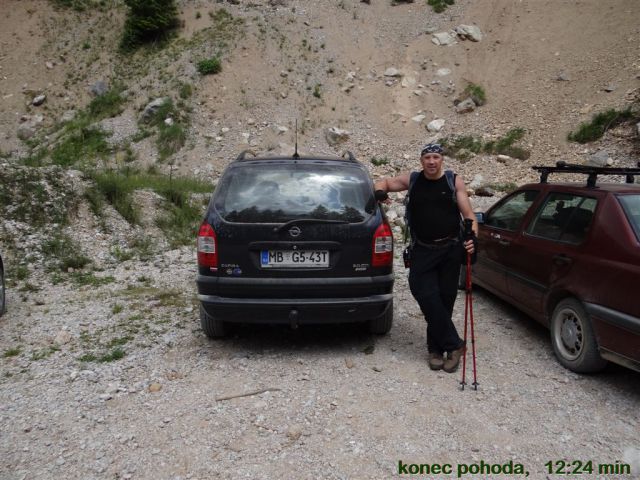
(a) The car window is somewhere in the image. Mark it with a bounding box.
[527,193,597,244]
[214,163,373,223]
[618,194,640,241]
[485,190,539,231]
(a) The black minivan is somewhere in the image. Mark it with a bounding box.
[196,151,394,337]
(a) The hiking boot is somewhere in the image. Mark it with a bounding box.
[443,345,465,373]
[428,352,444,371]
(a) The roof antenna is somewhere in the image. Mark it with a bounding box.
[293,119,300,159]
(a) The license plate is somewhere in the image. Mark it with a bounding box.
[261,250,329,268]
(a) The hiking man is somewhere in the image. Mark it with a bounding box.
[374,143,477,372]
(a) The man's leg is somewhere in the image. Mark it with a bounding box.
[437,243,465,353]
[408,245,454,355]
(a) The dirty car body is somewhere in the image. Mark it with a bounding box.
[196,151,394,337]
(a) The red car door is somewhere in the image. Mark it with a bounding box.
[505,191,600,322]
[475,189,540,299]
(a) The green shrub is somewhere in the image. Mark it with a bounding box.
[41,233,91,272]
[120,0,180,52]
[442,128,530,160]
[51,127,110,167]
[371,157,389,166]
[568,108,635,143]
[157,123,187,161]
[87,84,126,120]
[463,83,486,106]
[427,0,454,13]
[197,57,222,75]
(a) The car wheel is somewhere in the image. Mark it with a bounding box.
[0,265,5,317]
[368,300,393,335]
[200,304,226,338]
[550,298,606,373]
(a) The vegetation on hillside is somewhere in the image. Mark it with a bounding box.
[120,0,180,51]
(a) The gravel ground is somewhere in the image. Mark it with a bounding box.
[1,247,639,480]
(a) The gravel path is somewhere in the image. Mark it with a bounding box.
[1,248,639,480]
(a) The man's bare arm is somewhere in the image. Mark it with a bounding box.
[455,175,477,235]
[374,173,411,193]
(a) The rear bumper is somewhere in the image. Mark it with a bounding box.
[197,273,393,324]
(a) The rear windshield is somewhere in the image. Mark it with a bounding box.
[214,162,374,223]
[618,194,640,241]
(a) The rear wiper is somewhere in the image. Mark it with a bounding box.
[273,218,348,232]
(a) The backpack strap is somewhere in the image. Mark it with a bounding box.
[403,171,421,244]
[444,169,457,205]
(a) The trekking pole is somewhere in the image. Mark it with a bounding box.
[460,219,479,391]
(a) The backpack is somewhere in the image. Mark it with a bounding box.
[403,169,458,244]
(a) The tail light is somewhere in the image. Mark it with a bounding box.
[197,222,218,268]
[372,222,393,266]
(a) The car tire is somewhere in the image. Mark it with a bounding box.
[200,304,226,338]
[0,265,5,317]
[550,298,607,373]
[368,300,393,335]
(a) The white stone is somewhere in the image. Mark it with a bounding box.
[401,76,416,88]
[411,114,426,123]
[384,67,402,77]
[432,32,457,46]
[455,25,483,42]
[426,118,446,132]
[436,68,451,76]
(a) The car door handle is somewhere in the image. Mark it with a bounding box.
[553,254,572,266]
[498,239,510,246]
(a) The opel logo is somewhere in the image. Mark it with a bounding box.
[288,226,302,237]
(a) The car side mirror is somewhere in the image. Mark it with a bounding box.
[475,212,485,224]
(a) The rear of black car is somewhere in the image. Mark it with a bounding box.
[196,153,394,337]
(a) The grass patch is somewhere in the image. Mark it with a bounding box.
[88,167,210,240]
[371,157,389,166]
[3,347,21,358]
[568,107,636,143]
[51,126,111,167]
[427,0,454,13]
[70,271,115,287]
[31,346,60,361]
[87,84,127,120]
[99,347,125,362]
[157,123,187,161]
[41,233,91,272]
[442,128,530,160]
[463,83,486,106]
[197,57,222,75]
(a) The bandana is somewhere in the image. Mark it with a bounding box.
[421,143,444,156]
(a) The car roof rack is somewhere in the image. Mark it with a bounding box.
[532,161,640,188]
[341,150,357,163]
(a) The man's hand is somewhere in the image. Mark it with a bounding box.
[375,189,391,204]
[463,237,476,255]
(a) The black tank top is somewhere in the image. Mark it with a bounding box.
[409,172,460,242]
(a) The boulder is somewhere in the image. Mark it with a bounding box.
[325,127,350,146]
[455,25,483,42]
[384,67,402,77]
[140,97,170,123]
[432,32,457,46]
[90,80,108,97]
[587,150,612,167]
[426,119,445,132]
[32,94,46,106]
[455,98,476,114]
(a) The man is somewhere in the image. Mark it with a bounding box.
[374,143,477,372]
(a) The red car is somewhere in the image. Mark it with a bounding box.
[472,162,640,373]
